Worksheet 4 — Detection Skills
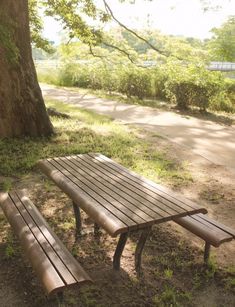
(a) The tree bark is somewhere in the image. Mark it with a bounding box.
[0,0,53,137]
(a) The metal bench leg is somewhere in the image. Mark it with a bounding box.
[72,201,82,237]
[113,232,128,270]
[135,227,152,274]
[204,242,211,263]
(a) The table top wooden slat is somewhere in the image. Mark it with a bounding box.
[49,158,138,228]
[89,153,205,214]
[39,159,129,236]
[38,154,207,237]
[75,155,184,217]
[63,156,168,221]
[53,157,147,226]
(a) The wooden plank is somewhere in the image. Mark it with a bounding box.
[38,159,130,236]
[194,213,235,238]
[0,192,65,295]
[60,156,163,222]
[174,215,233,247]
[74,155,184,217]
[89,153,207,215]
[10,192,77,286]
[16,191,92,285]
[90,153,204,212]
[53,157,145,226]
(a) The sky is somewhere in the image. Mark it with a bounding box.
[43,0,235,43]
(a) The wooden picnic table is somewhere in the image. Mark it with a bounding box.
[38,153,207,272]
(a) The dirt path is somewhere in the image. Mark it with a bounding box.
[41,84,235,174]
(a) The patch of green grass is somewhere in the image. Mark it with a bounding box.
[158,285,192,306]
[0,99,191,187]
[204,257,217,280]
[0,178,13,191]
[164,268,174,279]
[78,284,101,307]
[224,277,235,292]
[4,233,18,259]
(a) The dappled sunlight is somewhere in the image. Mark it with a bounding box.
[41,84,235,173]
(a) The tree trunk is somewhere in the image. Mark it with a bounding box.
[0,0,53,137]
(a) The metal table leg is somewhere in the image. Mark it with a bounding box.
[135,227,152,274]
[204,242,211,264]
[72,201,82,237]
[113,232,128,270]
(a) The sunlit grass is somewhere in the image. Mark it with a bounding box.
[0,99,192,186]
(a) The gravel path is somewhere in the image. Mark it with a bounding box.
[41,83,235,173]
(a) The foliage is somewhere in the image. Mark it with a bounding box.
[208,16,235,61]
[38,55,235,113]
[118,65,152,99]
[29,0,54,53]
[164,62,228,111]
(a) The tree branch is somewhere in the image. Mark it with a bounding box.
[89,44,106,59]
[103,0,167,56]
[102,41,136,64]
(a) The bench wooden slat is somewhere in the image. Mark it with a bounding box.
[10,192,77,286]
[69,155,180,219]
[39,159,129,236]
[174,215,233,247]
[18,191,91,284]
[0,193,65,295]
[89,153,207,215]
[196,213,235,238]
[54,157,149,225]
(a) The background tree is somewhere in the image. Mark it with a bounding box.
[208,16,235,61]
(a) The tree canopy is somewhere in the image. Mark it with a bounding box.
[208,16,235,62]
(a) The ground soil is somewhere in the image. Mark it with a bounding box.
[0,98,234,306]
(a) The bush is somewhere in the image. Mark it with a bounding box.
[37,59,234,113]
[152,68,168,100]
[209,91,235,113]
[164,64,226,111]
[58,64,91,87]
[118,66,152,99]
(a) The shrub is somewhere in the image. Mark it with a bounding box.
[209,91,235,113]
[118,66,152,99]
[59,63,91,87]
[152,67,168,100]
[164,64,227,111]
[37,59,234,113]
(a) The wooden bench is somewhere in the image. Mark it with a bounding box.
[0,190,92,301]
[174,213,235,263]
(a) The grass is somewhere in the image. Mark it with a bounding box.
[0,99,191,187]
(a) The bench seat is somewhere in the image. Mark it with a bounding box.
[0,191,92,297]
[174,213,235,262]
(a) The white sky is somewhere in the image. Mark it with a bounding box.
[43,0,235,43]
